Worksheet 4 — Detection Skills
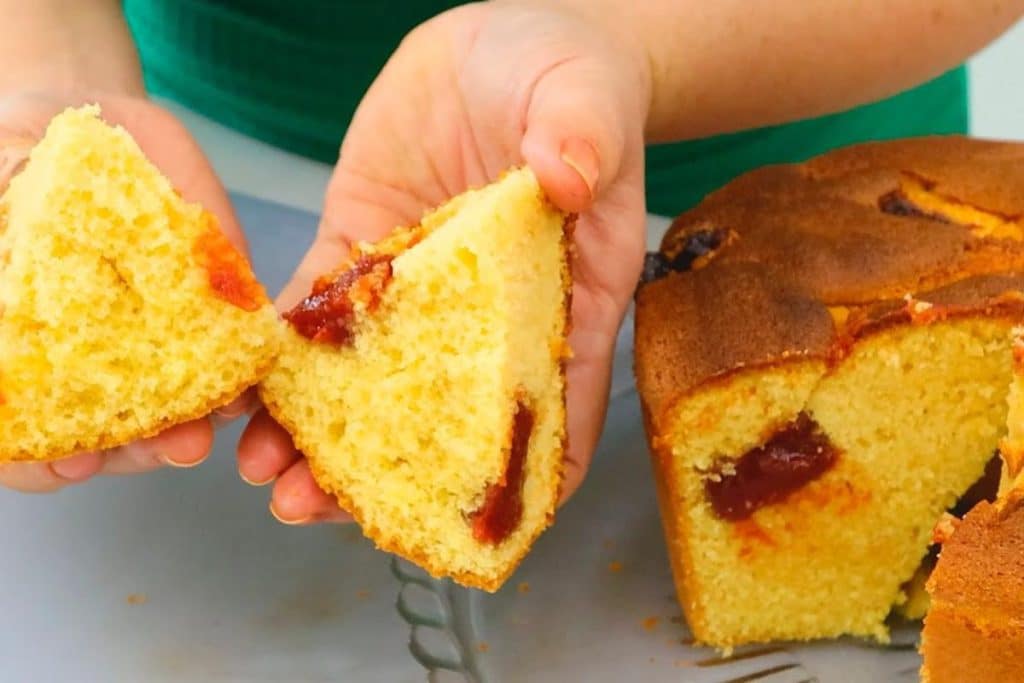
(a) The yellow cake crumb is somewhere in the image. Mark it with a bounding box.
[0,105,280,462]
[260,168,571,591]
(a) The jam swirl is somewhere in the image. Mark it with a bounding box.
[471,401,535,545]
[705,413,839,521]
[283,255,393,345]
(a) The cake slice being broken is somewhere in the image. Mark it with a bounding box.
[259,168,572,591]
[0,105,281,462]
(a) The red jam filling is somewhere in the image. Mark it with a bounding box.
[471,401,535,545]
[641,228,730,284]
[283,254,393,345]
[878,190,951,223]
[705,413,839,521]
[193,215,267,312]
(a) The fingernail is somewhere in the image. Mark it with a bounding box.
[210,413,239,431]
[560,137,599,200]
[141,424,211,469]
[240,470,277,487]
[160,453,208,469]
[50,452,101,481]
[0,146,30,191]
[213,393,255,425]
[269,501,313,526]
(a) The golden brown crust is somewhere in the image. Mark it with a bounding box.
[637,137,1024,430]
[641,399,711,639]
[926,493,1024,620]
[635,261,835,430]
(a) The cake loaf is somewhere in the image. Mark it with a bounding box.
[634,136,1024,648]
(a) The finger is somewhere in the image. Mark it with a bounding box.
[518,59,634,214]
[141,418,215,469]
[211,388,259,430]
[556,204,646,504]
[277,158,432,311]
[237,408,300,486]
[275,229,351,310]
[0,138,31,194]
[558,324,617,505]
[99,444,165,476]
[0,451,104,493]
[269,458,352,525]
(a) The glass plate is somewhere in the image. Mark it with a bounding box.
[393,316,924,683]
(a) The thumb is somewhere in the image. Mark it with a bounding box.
[519,57,632,214]
[275,164,419,311]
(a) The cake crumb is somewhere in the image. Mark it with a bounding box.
[477,641,489,653]
[669,615,684,625]
[126,593,147,606]
[602,539,615,550]
[933,513,960,544]
[674,659,693,668]
[517,581,531,594]
[356,589,372,600]
[608,560,623,573]
[641,616,660,631]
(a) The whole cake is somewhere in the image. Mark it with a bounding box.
[0,106,280,461]
[260,168,572,591]
[634,136,1024,648]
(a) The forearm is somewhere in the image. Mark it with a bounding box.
[0,0,143,96]
[550,0,1024,143]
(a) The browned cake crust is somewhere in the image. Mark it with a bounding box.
[921,495,1024,683]
[636,136,1024,427]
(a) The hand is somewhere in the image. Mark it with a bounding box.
[238,2,651,524]
[0,91,248,492]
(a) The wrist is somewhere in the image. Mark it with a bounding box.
[0,0,145,100]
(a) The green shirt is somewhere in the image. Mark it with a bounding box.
[124,0,969,216]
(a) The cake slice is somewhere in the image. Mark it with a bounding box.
[259,168,572,591]
[0,106,281,461]
[919,329,1024,683]
[919,495,1024,683]
[634,136,1024,648]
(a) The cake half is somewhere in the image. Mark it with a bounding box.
[0,106,280,462]
[259,168,571,591]
[634,137,1024,648]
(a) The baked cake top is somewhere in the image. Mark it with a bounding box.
[635,136,1024,424]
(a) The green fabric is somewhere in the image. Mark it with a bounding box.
[124,0,969,216]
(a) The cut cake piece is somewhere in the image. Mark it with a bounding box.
[259,168,572,591]
[0,105,281,461]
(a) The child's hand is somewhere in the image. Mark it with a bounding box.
[238,2,652,524]
[0,92,246,492]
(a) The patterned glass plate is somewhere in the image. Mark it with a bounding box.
[393,315,924,683]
